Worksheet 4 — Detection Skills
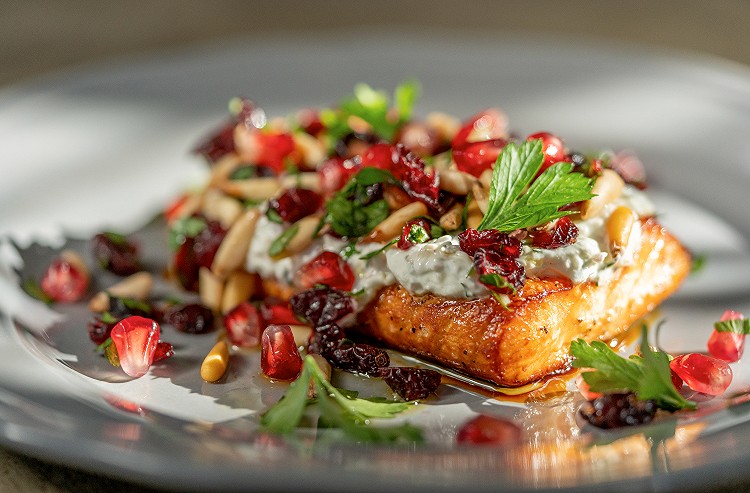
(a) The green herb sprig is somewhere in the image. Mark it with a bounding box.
[325,168,394,238]
[477,139,595,232]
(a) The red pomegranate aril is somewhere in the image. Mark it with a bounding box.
[153,341,175,363]
[318,157,361,194]
[527,131,566,173]
[256,132,296,174]
[669,353,732,396]
[452,109,508,148]
[457,228,522,258]
[297,251,355,291]
[40,253,89,302]
[531,217,579,249]
[296,108,325,136]
[708,310,746,362]
[261,324,303,381]
[110,316,160,378]
[671,369,684,390]
[456,414,522,446]
[453,139,506,178]
[397,218,432,250]
[268,188,324,223]
[259,300,298,326]
[224,302,264,347]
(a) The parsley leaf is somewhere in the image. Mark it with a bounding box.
[477,140,595,232]
[325,168,393,238]
[269,225,299,256]
[168,216,207,251]
[715,318,750,334]
[570,327,695,412]
[261,356,422,443]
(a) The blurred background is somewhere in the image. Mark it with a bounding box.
[2,1,750,492]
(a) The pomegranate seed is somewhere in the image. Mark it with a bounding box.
[164,303,215,334]
[261,324,303,381]
[318,157,361,194]
[153,341,175,362]
[530,217,579,249]
[671,369,684,390]
[297,251,355,291]
[223,302,263,347]
[451,109,508,148]
[296,108,325,136]
[92,232,141,276]
[40,252,89,302]
[456,414,522,446]
[708,310,746,362]
[290,286,354,327]
[259,300,298,326]
[268,188,324,223]
[110,316,160,378]
[457,228,521,258]
[397,218,432,250]
[575,374,603,400]
[452,139,507,177]
[255,132,296,174]
[473,249,525,295]
[380,367,442,400]
[669,353,733,396]
[173,239,199,291]
[527,131,566,173]
[579,393,657,429]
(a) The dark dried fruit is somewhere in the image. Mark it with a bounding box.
[380,367,441,400]
[290,286,354,327]
[530,217,578,250]
[88,316,118,345]
[329,343,389,376]
[108,296,152,318]
[193,122,236,163]
[153,341,175,362]
[307,323,345,358]
[579,392,657,429]
[473,249,525,295]
[458,228,522,258]
[92,232,141,276]
[164,303,215,334]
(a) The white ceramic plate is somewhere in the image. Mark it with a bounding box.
[2,30,750,492]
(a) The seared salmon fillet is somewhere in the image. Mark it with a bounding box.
[357,218,691,387]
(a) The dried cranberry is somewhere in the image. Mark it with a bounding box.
[456,414,522,446]
[297,251,355,291]
[453,139,507,178]
[193,220,227,269]
[268,188,324,223]
[193,121,236,163]
[174,219,226,291]
[88,316,118,345]
[329,343,389,376]
[473,249,525,295]
[380,367,441,400]
[164,303,215,334]
[261,324,303,381]
[259,300,298,326]
[153,341,175,362]
[223,302,263,347]
[579,392,657,429]
[457,228,521,258]
[92,232,141,276]
[397,218,432,250]
[174,239,199,291]
[530,217,579,249]
[527,131,566,173]
[307,323,346,358]
[290,286,354,327]
[318,157,361,194]
[669,353,732,396]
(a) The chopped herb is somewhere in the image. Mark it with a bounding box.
[359,238,398,260]
[95,337,113,353]
[228,165,258,180]
[478,273,516,295]
[325,168,393,238]
[478,140,595,232]
[430,223,446,238]
[570,326,695,412]
[101,311,118,324]
[261,356,422,443]
[104,231,128,245]
[691,254,707,274]
[715,318,750,334]
[340,242,359,259]
[405,222,430,245]
[266,208,283,224]
[22,279,53,304]
[168,216,207,251]
[269,225,299,256]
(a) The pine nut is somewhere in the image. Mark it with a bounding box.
[88,272,153,312]
[282,215,322,255]
[425,111,460,142]
[383,184,411,210]
[219,177,281,202]
[199,267,224,313]
[60,250,88,278]
[466,197,483,230]
[293,132,326,169]
[200,338,230,382]
[208,154,241,187]
[201,189,243,229]
[580,169,624,219]
[606,206,638,256]
[472,182,490,214]
[220,271,257,314]
[439,169,475,195]
[211,208,261,279]
[281,172,321,192]
[479,168,493,190]
[365,201,428,243]
[439,203,464,231]
[290,325,313,347]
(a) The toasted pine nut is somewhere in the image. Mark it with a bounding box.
[607,206,638,256]
[201,189,243,229]
[211,208,261,279]
[466,197,483,230]
[479,168,493,190]
[282,215,322,255]
[294,132,326,169]
[88,272,153,312]
[580,169,624,220]
[471,182,490,214]
[307,353,332,398]
[234,125,259,163]
[200,339,230,382]
[365,201,428,243]
[219,177,281,202]
[281,172,321,192]
[439,169,475,195]
[383,184,412,210]
[199,267,224,313]
[290,325,313,347]
[425,111,460,143]
[60,249,88,278]
[208,154,241,187]
[220,271,257,314]
[439,203,464,231]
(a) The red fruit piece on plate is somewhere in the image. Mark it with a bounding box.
[268,188,324,223]
[707,310,746,362]
[452,139,507,177]
[40,250,90,302]
[457,228,522,258]
[669,353,732,396]
[451,109,508,148]
[153,341,175,363]
[456,414,522,446]
[318,157,361,194]
[261,324,303,381]
[530,217,579,250]
[223,302,264,347]
[110,316,160,378]
[397,218,432,250]
[527,131,566,173]
[297,251,355,291]
[473,249,525,295]
[260,300,298,326]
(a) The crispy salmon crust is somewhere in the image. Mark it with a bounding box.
[356,218,691,387]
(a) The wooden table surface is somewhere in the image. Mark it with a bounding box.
[2,1,750,491]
